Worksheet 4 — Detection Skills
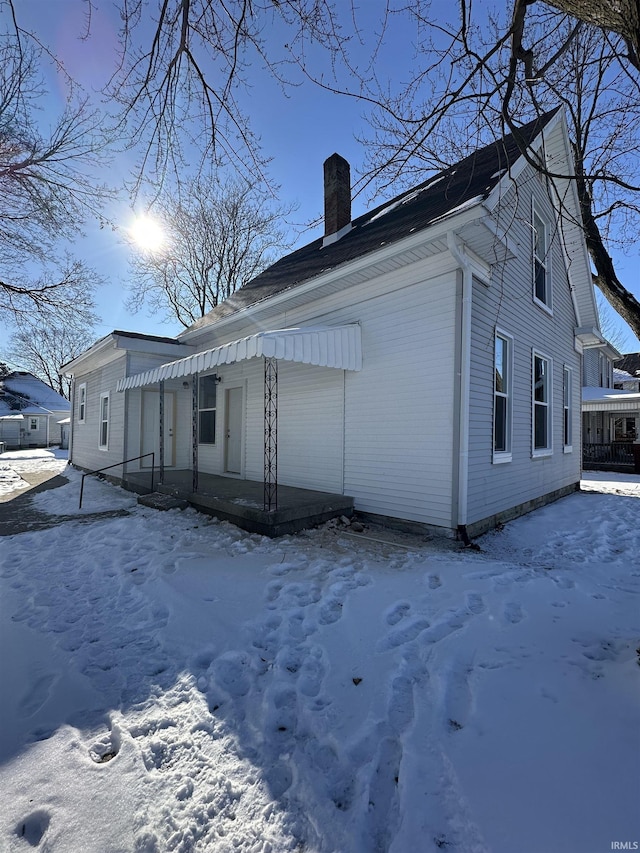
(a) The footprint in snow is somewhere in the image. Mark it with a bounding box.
[88,719,122,764]
[465,592,485,614]
[503,602,524,624]
[442,658,474,732]
[15,810,51,847]
[378,617,431,651]
[364,736,403,851]
[385,601,411,626]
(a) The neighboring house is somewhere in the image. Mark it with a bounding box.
[64,109,608,538]
[0,372,71,450]
[613,367,640,393]
[582,346,640,471]
[615,352,640,386]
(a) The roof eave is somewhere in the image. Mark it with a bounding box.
[178,202,486,343]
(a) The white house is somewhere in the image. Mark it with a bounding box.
[0,372,70,450]
[64,109,608,538]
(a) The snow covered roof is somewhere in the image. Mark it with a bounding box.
[0,372,70,417]
[582,386,640,412]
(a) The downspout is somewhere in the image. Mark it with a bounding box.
[447,232,474,546]
[68,378,75,462]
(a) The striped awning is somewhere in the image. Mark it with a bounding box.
[117,325,362,391]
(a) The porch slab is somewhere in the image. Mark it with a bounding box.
[125,470,354,537]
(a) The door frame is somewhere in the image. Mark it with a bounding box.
[223,384,244,476]
[141,389,176,468]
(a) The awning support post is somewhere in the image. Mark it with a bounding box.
[264,356,278,512]
[159,380,165,486]
[192,374,199,493]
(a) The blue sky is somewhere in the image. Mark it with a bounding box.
[2,1,638,354]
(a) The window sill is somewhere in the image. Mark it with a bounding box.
[533,296,553,316]
[563,445,573,454]
[492,452,512,464]
[531,449,552,458]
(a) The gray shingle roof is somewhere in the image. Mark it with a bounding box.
[188,110,558,333]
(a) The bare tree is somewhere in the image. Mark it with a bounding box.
[102,0,640,337]
[0,23,109,328]
[6,1,640,335]
[4,318,98,399]
[127,177,291,327]
[359,11,640,339]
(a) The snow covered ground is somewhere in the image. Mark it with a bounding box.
[0,454,638,853]
[0,448,68,498]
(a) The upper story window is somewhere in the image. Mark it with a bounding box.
[198,374,217,444]
[598,353,611,388]
[533,205,551,310]
[493,330,513,462]
[532,351,552,456]
[99,392,109,450]
[78,383,87,424]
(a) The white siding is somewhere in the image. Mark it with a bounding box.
[466,164,582,526]
[186,259,458,527]
[71,355,126,471]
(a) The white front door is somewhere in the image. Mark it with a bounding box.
[141,390,175,467]
[225,387,243,474]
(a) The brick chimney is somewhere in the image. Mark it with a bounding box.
[323,153,352,246]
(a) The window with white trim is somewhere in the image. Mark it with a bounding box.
[493,331,513,461]
[78,383,87,423]
[99,392,110,449]
[533,205,551,309]
[30,417,38,431]
[198,374,217,444]
[563,366,572,451]
[533,352,552,455]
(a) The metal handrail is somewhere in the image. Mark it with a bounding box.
[79,452,155,509]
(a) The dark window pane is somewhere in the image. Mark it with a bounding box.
[199,410,216,444]
[535,261,546,303]
[494,396,507,451]
[564,409,571,445]
[199,375,217,409]
[534,404,547,449]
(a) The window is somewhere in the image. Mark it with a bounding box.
[78,383,87,423]
[598,353,610,388]
[532,352,552,455]
[563,366,572,451]
[493,331,513,461]
[99,393,109,449]
[533,206,551,309]
[30,418,38,431]
[198,374,217,444]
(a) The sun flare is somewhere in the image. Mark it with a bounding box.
[130,215,165,252]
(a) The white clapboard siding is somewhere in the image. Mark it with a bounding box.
[72,355,127,471]
[341,271,457,525]
[465,163,582,526]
